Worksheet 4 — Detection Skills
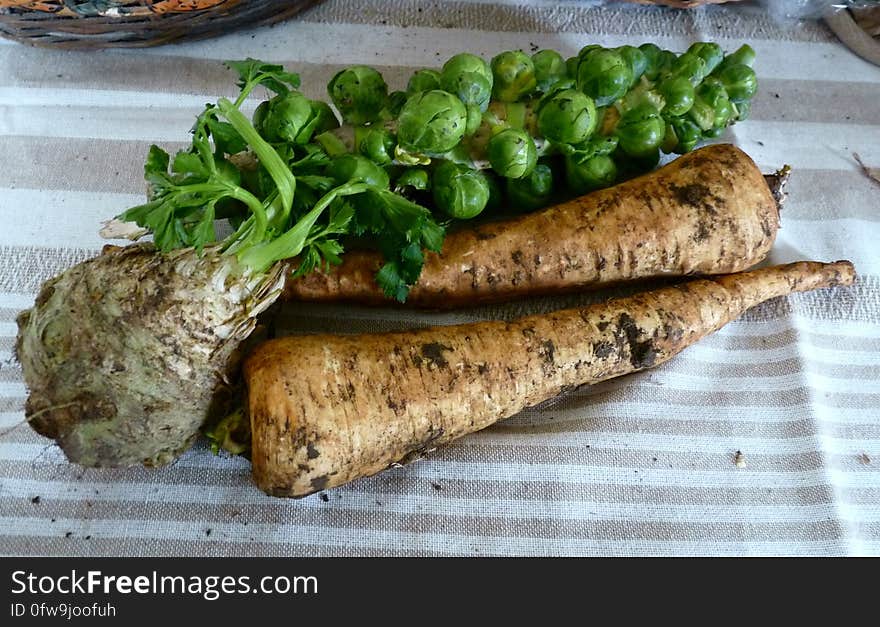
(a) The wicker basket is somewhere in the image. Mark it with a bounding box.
[0,0,741,50]
[0,0,323,49]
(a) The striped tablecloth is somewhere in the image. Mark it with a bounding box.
[1,1,879,557]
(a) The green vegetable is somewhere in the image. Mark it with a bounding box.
[716,63,757,103]
[491,50,537,102]
[328,65,388,125]
[398,89,468,154]
[506,162,554,211]
[465,104,483,136]
[619,80,664,114]
[639,43,663,81]
[532,49,568,92]
[664,116,701,154]
[717,44,756,72]
[687,42,723,75]
[308,100,341,134]
[560,134,618,162]
[617,45,648,83]
[440,53,493,111]
[576,48,633,107]
[432,161,490,219]
[565,153,616,195]
[255,91,315,144]
[655,49,679,79]
[487,128,537,179]
[355,126,396,165]
[732,100,751,122]
[669,52,708,86]
[565,55,579,78]
[383,91,407,118]
[407,69,442,95]
[690,80,732,131]
[536,88,597,145]
[327,154,389,188]
[121,58,444,303]
[657,76,695,117]
[615,102,665,158]
[395,168,430,192]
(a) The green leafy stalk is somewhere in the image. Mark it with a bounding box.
[216,98,294,238]
[238,181,369,274]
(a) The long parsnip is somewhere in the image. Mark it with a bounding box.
[284,143,786,308]
[248,260,855,497]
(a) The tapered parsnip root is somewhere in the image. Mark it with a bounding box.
[284,144,784,308]
[247,260,855,497]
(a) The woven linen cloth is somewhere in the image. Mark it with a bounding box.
[1,1,878,557]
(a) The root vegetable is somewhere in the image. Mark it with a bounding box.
[247,260,855,497]
[15,244,284,467]
[284,143,785,308]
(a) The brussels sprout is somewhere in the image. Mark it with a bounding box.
[465,104,483,136]
[687,42,724,75]
[327,65,388,125]
[440,53,493,111]
[702,127,724,139]
[619,80,664,114]
[536,88,597,145]
[432,161,491,219]
[506,162,554,212]
[532,49,568,92]
[442,53,493,86]
[690,80,733,131]
[669,52,708,87]
[715,63,757,103]
[395,168,430,192]
[487,128,537,179]
[655,49,679,79]
[407,69,442,95]
[397,90,468,154]
[289,100,340,145]
[717,44,756,72]
[565,55,579,78]
[565,154,617,195]
[576,48,633,107]
[252,99,270,131]
[568,134,618,160]
[660,121,678,154]
[355,126,396,165]
[384,91,407,118]
[638,43,663,80]
[576,44,601,60]
[616,45,648,83]
[256,91,315,144]
[732,100,751,122]
[326,154,390,188]
[614,102,665,158]
[491,50,537,102]
[668,116,702,154]
[657,76,695,117]
[445,73,492,111]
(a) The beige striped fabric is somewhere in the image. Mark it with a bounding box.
[1,0,879,556]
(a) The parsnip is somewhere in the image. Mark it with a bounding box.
[285,144,786,308]
[248,261,855,497]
